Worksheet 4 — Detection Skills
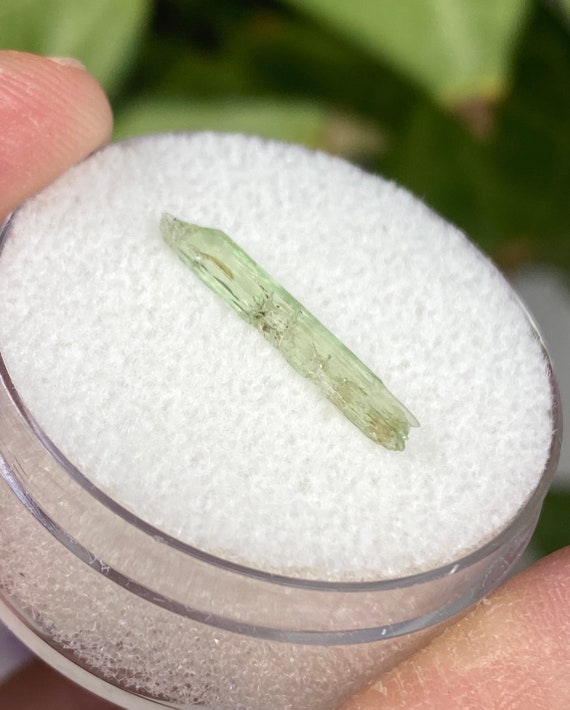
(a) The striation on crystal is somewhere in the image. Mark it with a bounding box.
[160,213,418,450]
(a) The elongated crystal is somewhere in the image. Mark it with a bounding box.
[161,213,419,450]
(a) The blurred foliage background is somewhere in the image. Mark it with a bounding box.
[1,0,569,557]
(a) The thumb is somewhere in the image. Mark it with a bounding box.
[342,546,570,709]
[0,51,112,221]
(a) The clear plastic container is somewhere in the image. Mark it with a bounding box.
[0,338,560,710]
[0,217,562,710]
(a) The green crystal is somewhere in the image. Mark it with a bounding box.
[161,213,419,451]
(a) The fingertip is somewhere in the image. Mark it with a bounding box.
[343,547,570,709]
[45,56,87,70]
[0,51,113,220]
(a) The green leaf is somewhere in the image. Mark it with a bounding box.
[0,0,152,95]
[237,13,420,129]
[381,5,570,267]
[281,0,531,105]
[532,490,570,556]
[113,97,385,159]
[128,38,257,99]
[114,97,326,143]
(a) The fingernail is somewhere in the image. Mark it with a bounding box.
[46,56,86,70]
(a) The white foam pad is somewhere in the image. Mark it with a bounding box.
[0,133,553,580]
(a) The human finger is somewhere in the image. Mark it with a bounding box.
[0,50,112,222]
[342,547,570,709]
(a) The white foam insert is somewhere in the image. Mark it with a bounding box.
[0,133,554,581]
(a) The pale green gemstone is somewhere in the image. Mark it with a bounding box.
[161,213,419,451]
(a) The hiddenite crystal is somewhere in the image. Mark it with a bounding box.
[160,213,419,450]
